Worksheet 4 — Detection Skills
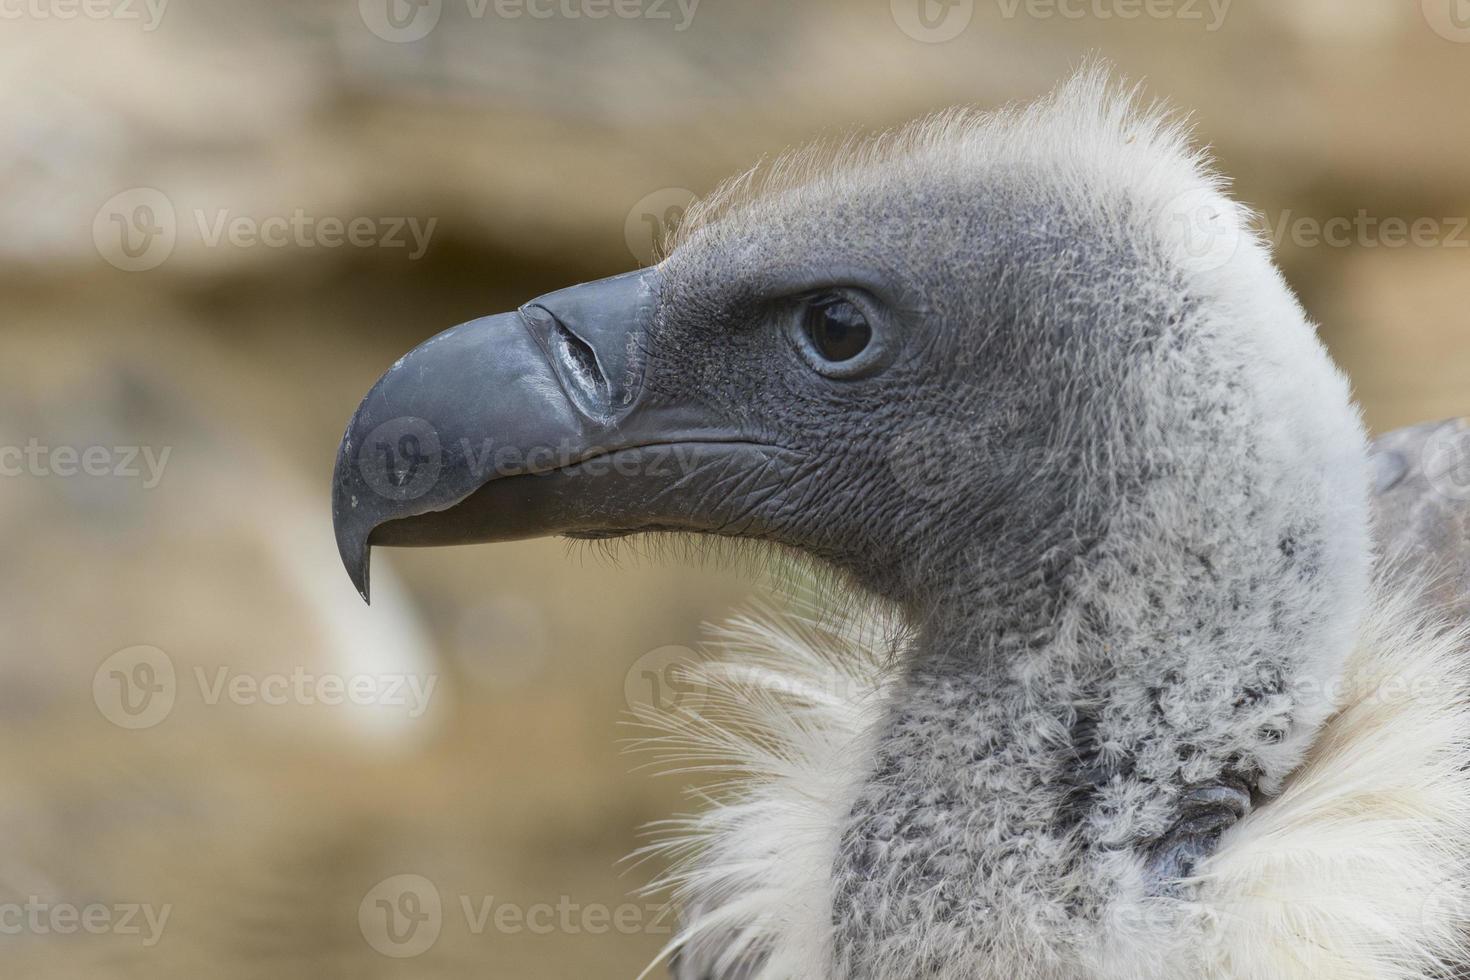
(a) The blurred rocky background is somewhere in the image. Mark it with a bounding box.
[0,1,1466,976]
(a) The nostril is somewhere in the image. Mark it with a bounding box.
[553,321,608,399]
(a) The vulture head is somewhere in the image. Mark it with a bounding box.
[333,69,1470,979]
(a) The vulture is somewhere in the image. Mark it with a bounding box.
[332,68,1470,979]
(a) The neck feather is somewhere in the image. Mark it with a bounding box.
[832,277,1374,974]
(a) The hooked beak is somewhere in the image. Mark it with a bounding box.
[332,268,795,602]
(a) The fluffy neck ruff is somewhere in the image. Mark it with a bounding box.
[824,222,1374,974]
[793,70,1382,976]
[642,577,1470,979]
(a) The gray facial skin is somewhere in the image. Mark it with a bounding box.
[336,178,1120,614]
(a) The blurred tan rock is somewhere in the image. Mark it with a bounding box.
[0,3,1463,976]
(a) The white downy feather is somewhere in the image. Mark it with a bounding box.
[636,576,1470,979]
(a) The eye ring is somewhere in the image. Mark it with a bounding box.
[787,290,895,379]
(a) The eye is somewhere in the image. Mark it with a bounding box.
[784,286,897,379]
[803,296,872,363]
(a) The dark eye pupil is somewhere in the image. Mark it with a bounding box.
[804,298,871,363]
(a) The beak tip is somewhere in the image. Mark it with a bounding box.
[333,421,376,604]
[333,491,374,606]
[336,524,374,605]
[351,561,372,605]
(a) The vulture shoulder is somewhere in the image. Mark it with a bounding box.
[1371,418,1470,620]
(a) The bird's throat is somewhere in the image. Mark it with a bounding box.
[829,567,1315,977]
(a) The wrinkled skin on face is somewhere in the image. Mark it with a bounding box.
[646,168,1159,617]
